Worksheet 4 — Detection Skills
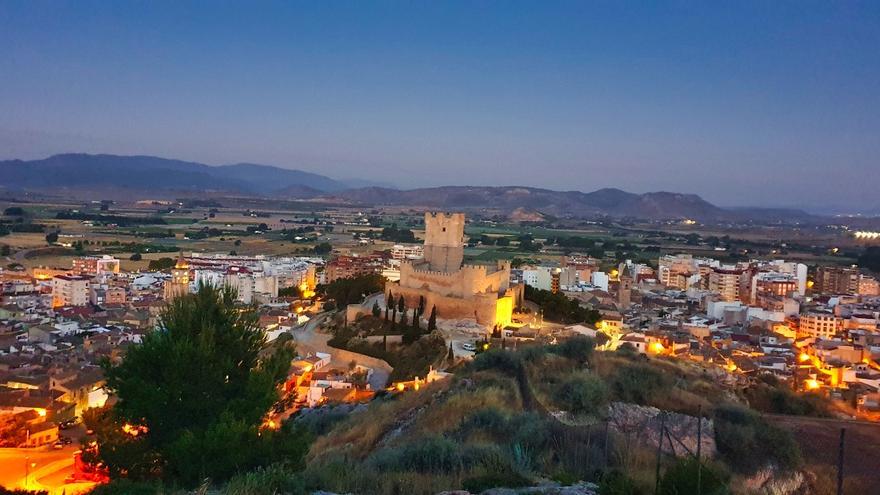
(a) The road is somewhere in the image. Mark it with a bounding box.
[0,446,96,495]
[292,312,392,390]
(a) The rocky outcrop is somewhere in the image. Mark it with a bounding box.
[607,402,716,458]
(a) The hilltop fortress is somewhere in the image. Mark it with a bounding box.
[388,212,523,327]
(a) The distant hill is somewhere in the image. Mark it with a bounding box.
[0,154,825,223]
[323,185,815,223]
[0,153,351,195]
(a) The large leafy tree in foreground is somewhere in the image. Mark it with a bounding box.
[95,284,304,485]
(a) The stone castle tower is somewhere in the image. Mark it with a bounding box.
[423,212,465,273]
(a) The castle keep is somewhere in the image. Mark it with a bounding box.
[388,212,523,327]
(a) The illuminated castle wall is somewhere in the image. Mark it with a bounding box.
[388,212,522,327]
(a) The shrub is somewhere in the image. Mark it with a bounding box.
[555,373,608,416]
[714,404,801,474]
[224,463,306,495]
[461,471,532,493]
[370,436,461,474]
[551,335,596,365]
[472,348,523,374]
[86,480,165,495]
[659,458,728,495]
[610,363,670,405]
[458,407,509,436]
[598,469,640,495]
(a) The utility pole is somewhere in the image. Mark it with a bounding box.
[837,427,846,495]
[654,413,666,495]
[696,405,702,495]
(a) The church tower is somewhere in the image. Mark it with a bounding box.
[163,255,191,301]
[422,212,465,273]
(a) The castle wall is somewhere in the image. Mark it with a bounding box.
[387,282,503,327]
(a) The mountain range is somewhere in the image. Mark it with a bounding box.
[0,153,826,224]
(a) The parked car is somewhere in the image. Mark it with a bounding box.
[53,441,64,450]
[461,342,476,351]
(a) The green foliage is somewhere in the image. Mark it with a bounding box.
[610,363,671,405]
[472,348,523,374]
[744,383,830,417]
[318,273,384,306]
[279,285,302,298]
[555,373,608,416]
[147,257,176,271]
[224,463,306,495]
[380,223,417,243]
[524,285,601,325]
[598,469,641,495]
[372,301,382,317]
[45,232,58,243]
[313,242,332,254]
[427,305,437,331]
[550,335,596,365]
[3,207,25,216]
[713,404,802,474]
[370,436,461,473]
[658,458,728,495]
[99,284,305,486]
[461,471,532,492]
[129,252,142,261]
[859,246,880,273]
[86,480,165,495]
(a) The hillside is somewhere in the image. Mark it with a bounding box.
[139,340,862,495]
[0,154,823,223]
[325,185,813,223]
[0,153,351,195]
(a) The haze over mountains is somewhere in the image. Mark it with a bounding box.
[0,153,826,223]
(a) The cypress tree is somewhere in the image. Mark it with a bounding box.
[428,305,437,332]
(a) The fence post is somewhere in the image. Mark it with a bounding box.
[837,427,846,495]
[654,413,666,495]
[603,420,610,468]
[696,405,702,495]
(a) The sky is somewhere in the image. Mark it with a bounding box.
[1,1,878,211]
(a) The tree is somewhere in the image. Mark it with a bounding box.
[45,232,58,244]
[97,284,303,485]
[428,305,437,332]
[313,242,332,255]
[417,295,426,318]
[319,273,384,307]
[399,302,408,328]
[372,301,381,318]
[129,253,142,261]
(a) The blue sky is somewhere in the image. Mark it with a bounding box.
[1,1,878,211]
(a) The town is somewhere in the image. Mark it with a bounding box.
[0,201,879,493]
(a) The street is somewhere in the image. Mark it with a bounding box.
[0,445,96,495]
[292,312,392,390]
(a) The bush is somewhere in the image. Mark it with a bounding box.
[598,469,640,495]
[461,471,532,493]
[555,373,608,416]
[370,436,461,474]
[129,252,142,261]
[472,348,523,374]
[458,407,509,437]
[610,363,670,405]
[659,458,728,495]
[714,404,801,474]
[224,463,306,495]
[87,480,165,495]
[551,336,595,365]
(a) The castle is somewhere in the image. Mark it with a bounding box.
[387,212,523,327]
